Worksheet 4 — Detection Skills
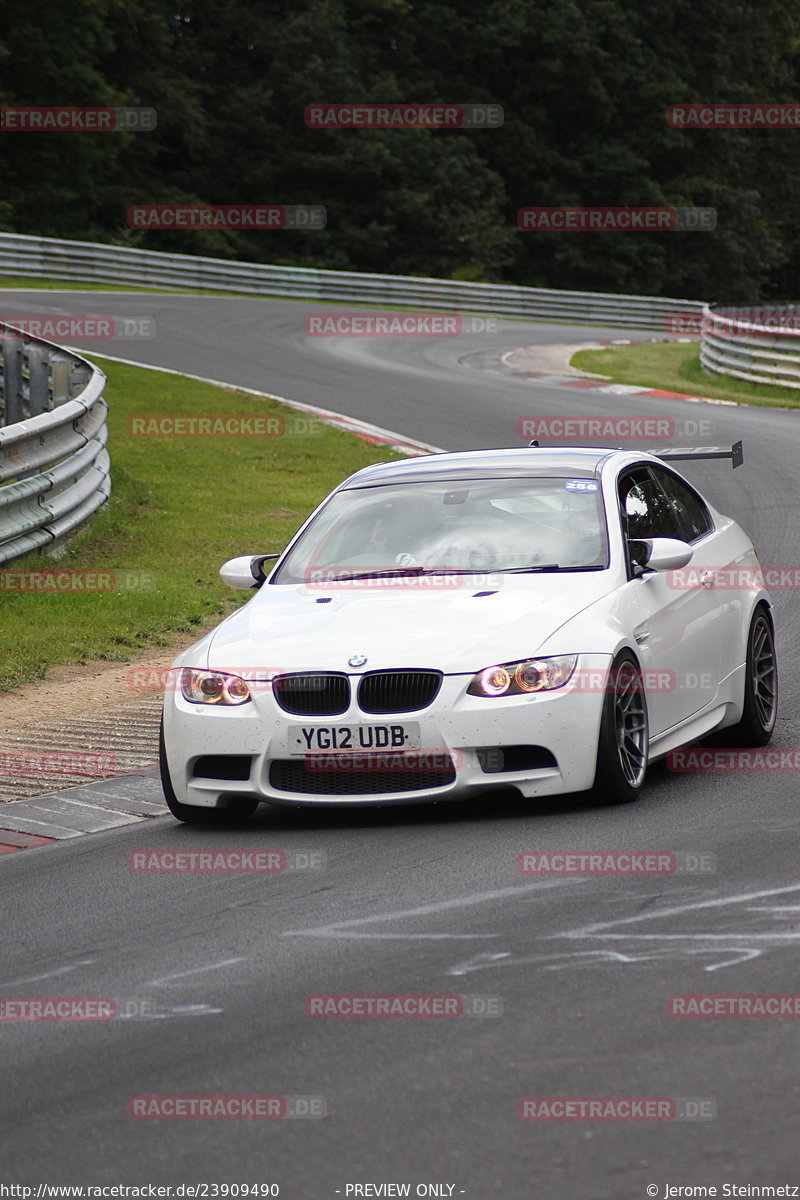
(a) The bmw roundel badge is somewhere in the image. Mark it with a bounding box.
[348,653,368,668]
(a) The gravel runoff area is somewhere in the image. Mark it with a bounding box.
[0,642,185,804]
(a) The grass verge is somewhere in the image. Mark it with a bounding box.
[0,357,400,691]
[571,341,800,409]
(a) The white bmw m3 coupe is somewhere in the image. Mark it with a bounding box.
[160,443,777,821]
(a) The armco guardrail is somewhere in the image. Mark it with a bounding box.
[0,322,109,564]
[701,304,800,389]
[0,232,705,331]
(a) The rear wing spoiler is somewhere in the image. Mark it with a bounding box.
[526,438,744,469]
[654,440,743,469]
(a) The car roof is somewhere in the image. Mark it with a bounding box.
[342,446,624,488]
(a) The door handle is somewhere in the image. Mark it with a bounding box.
[634,629,650,644]
[700,570,715,588]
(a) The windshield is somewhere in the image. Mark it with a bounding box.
[272,476,608,583]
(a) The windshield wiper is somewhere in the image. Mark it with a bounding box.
[333,566,563,579]
[498,564,562,573]
[325,563,601,581]
[326,566,427,581]
[496,564,606,574]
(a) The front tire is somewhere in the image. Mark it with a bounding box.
[589,652,649,804]
[728,605,778,746]
[159,715,259,824]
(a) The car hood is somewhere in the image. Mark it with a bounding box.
[200,573,616,675]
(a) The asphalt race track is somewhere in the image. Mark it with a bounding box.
[3,290,800,1198]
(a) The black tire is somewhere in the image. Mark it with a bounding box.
[589,652,649,804]
[728,605,778,747]
[159,715,259,824]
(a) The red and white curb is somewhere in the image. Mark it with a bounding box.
[0,771,166,855]
[498,338,738,407]
[0,829,55,854]
[557,380,736,407]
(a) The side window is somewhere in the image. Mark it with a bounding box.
[651,466,713,543]
[618,469,684,541]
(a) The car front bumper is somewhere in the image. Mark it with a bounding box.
[161,653,612,808]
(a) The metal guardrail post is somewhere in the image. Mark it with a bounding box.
[2,338,23,426]
[49,352,73,406]
[68,361,92,398]
[27,342,51,416]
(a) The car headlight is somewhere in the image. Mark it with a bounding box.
[180,668,251,706]
[467,655,577,697]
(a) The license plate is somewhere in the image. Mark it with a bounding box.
[287,722,421,756]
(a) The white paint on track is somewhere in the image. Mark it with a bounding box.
[148,957,246,987]
[553,879,800,938]
[281,877,579,939]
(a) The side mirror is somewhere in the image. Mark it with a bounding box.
[219,553,279,590]
[629,537,693,575]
